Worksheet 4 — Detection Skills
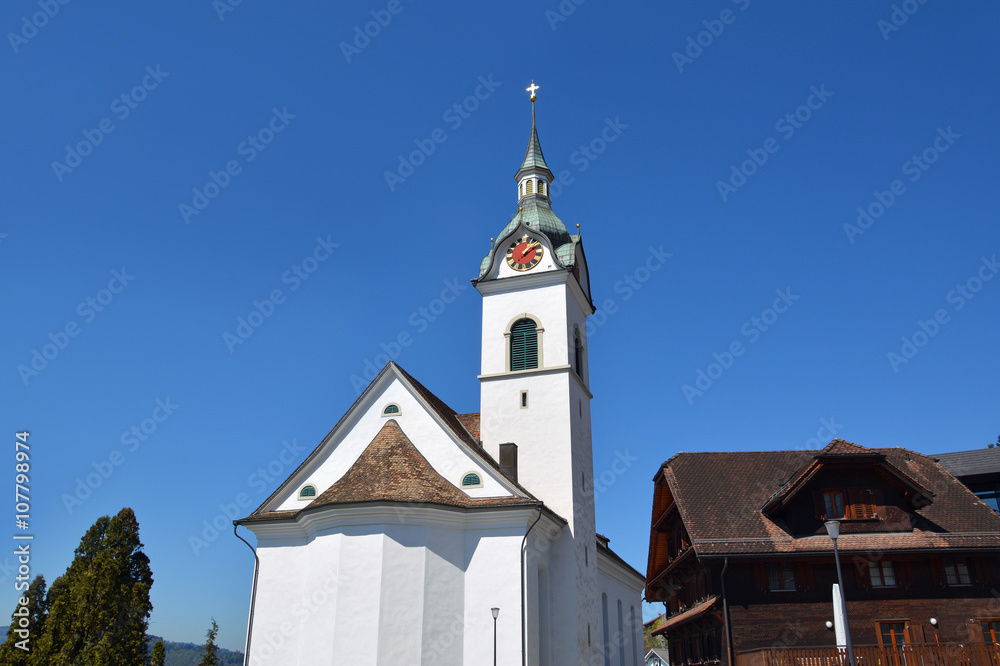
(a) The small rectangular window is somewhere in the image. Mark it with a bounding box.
[824,490,846,519]
[869,561,897,587]
[945,558,972,586]
[520,390,528,408]
[879,622,907,646]
[981,620,1000,643]
[768,563,796,591]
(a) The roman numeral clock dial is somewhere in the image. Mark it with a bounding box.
[505,234,543,272]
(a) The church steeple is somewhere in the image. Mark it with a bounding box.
[515,82,554,202]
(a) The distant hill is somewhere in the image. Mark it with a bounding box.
[147,634,244,666]
[0,628,243,665]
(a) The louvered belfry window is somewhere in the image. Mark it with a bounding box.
[510,319,538,370]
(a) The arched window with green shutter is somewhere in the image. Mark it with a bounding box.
[461,473,482,488]
[510,319,538,370]
[298,485,317,499]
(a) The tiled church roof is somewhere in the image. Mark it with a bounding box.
[244,421,536,523]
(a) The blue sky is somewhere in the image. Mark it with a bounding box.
[3,0,999,652]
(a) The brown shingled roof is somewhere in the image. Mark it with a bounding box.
[244,361,540,521]
[456,413,481,439]
[654,443,1000,558]
[244,421,536,523]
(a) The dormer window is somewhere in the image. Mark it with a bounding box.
[817,487,879,521]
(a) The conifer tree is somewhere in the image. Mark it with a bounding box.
[150,640,166,666]
[198,618,221,666]
[0,575,48,664]
[32,508,153,665]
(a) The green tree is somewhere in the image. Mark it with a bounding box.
[32,508,153,665]
[150,640,166,666]
[0,575,48,664]
[198,618,221,666]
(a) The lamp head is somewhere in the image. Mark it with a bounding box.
[491,607,500,620]
[930,617,938,626]
[824,519,841,540]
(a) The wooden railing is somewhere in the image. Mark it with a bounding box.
[735,643,1000,666]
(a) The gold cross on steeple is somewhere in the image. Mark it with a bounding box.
[526,81,539,102]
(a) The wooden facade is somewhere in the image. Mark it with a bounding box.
[645,441,1000,666]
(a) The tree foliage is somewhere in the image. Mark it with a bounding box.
[31,507,153,665]
[150,640,166,666]
[0,575,48,664]
[198,618,221,666]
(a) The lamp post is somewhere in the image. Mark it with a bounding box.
[491,607,500,666]
[825,520,857,666]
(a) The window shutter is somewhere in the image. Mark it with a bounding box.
[972,557,990,585]
[813,491,827,520]
[849,488,876,520]
[909,623,925,644]
[854,561,871,589]
[967,620,985,643]
[872,488,884,518]
[897,560,913,588]
[753,563,768,591]
[510,319,538,370]
[930,558,945,587]
[795,562,814,591]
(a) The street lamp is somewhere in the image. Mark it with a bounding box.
[491,607,500,666]
[825,520,857,666]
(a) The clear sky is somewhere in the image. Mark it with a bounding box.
[3,0,998,652]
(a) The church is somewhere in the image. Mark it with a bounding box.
[236,84,646,665]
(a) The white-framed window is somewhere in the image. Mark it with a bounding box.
[382,403,401,417]
[298,484,317,500]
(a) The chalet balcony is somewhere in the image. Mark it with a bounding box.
[734,643,1000,666]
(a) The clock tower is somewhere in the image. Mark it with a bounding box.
[472,83,599,663]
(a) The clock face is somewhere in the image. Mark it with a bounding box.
[505,235,544,272]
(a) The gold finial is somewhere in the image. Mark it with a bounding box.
[490,237,494,243]
[526,80,539,103]
[576,223,580,229]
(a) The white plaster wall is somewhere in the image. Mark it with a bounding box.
[247,506,533,666]
[462,524,525,666]
[272,375,514,514]
[597,554,646,666]
[480,281,570,377]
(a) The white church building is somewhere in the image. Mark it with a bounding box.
[236,86,646,665]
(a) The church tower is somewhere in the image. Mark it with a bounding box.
[473,83,600,663]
